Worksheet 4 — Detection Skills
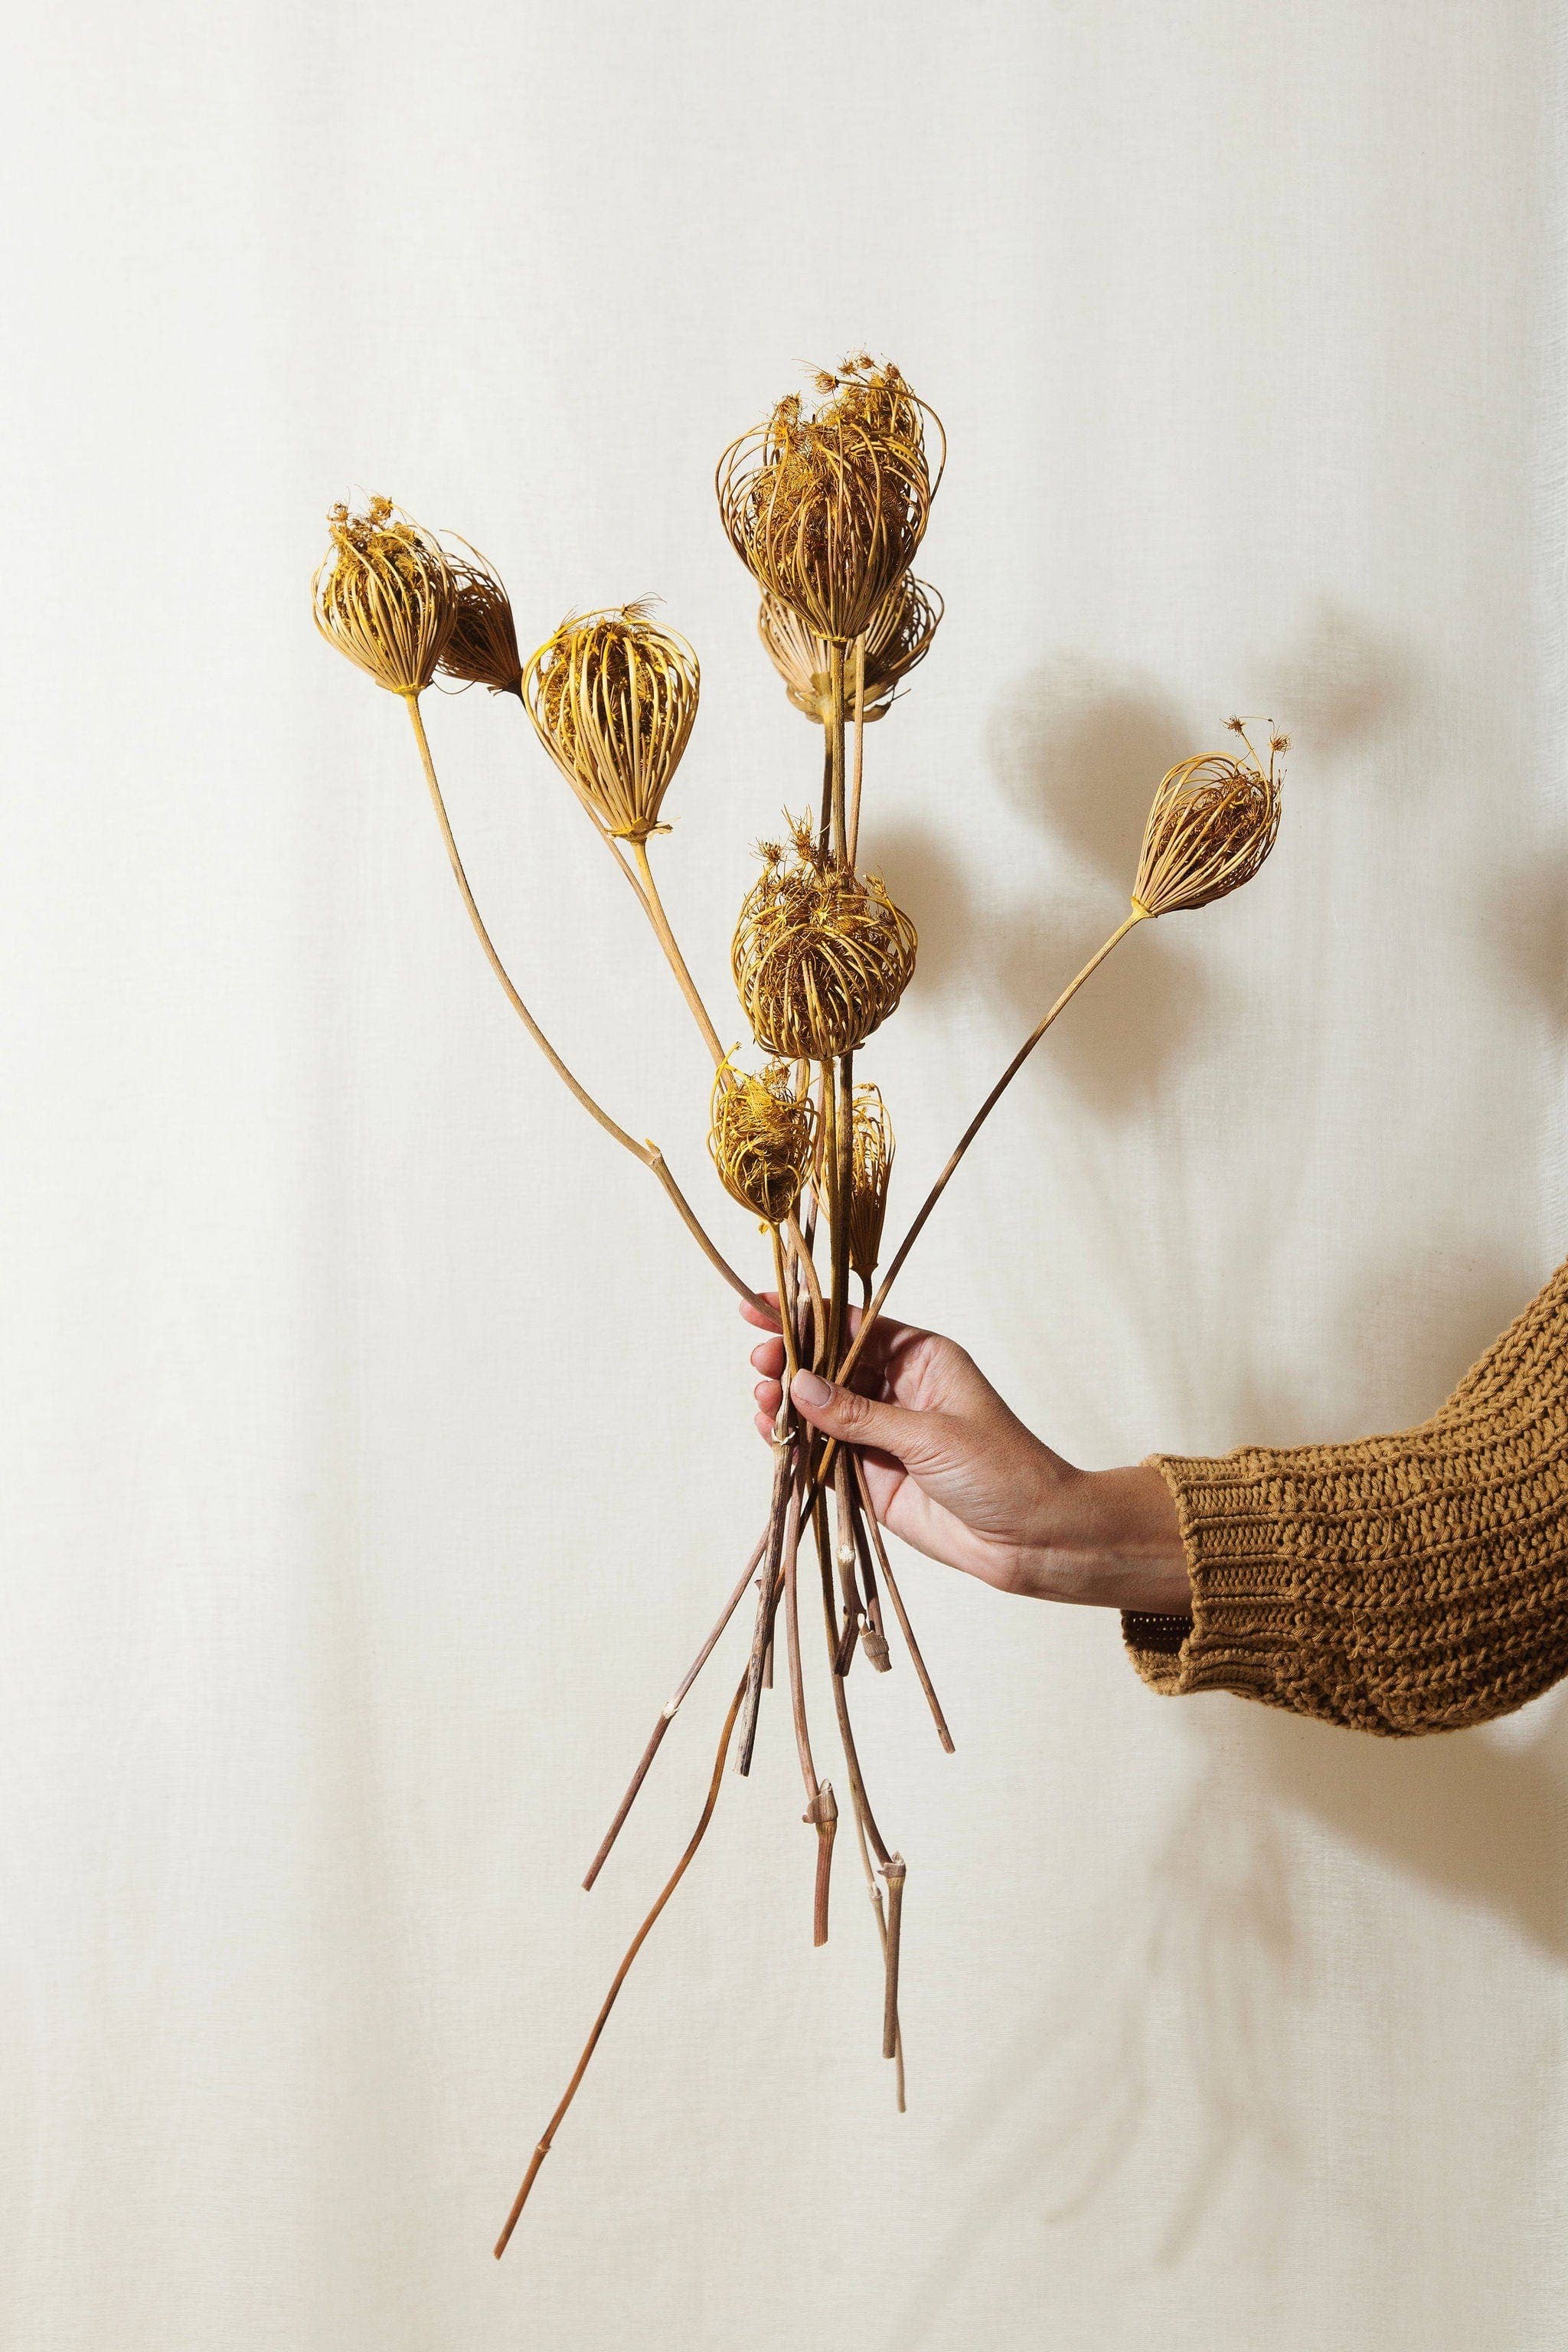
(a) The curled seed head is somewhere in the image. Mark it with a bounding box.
[522,602,700,841]
[437,538,523,696]
[758,573,943,726]
[708,1056,818,1227]
[846,1083,895,1282]
[1132,725,1285,917]
[312,495,456,695]
[717,358,944,643]
[733,822,917,1060]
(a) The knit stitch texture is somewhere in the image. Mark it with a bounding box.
[1122,1258,1568,1733]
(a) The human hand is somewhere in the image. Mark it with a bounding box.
[743,1296,1189,1614]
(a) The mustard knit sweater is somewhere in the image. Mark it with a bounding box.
[1122,1257,1568,1734]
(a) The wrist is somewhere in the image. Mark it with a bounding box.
[1032,1462,1190,1612]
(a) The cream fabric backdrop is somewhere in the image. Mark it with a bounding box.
[5,2,1566,2346]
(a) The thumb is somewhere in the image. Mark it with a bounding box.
[789,1368,943,1468]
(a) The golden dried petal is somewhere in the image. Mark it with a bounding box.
[1132,730,1284,917]
[717,358,944,643]
[708,1057,817,1226]
[522,604,700,841]
[732,825,917,1060]
[438,537,523,696]
[313,496,456,695]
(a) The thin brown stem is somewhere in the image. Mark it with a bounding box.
[847,633,867,866]
[809,1779,838,1948]
[846,1478,890,1674]
[824,1051,853,1374]
[812,1494,902,2052]
[629,838,727,1067]
[582,1524,769,1890]
[832,1451,867,1671]
[494,1671,748,2259]
[781,1465,816,1806]
[812,1496,892,1870]
[404,697,760,1309]
[737,1444,793,1776]
[848,1795,906,2110]
[828,910,1148,1407]
[852,1454,952,1749]
[786,1212,827,1371]
[769,1226,800,1401]
[880,1856,906,2063]
[828,641,848,864]
[761,1462,833,1945]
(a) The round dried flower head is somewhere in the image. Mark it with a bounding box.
[1132,723,1284,917]
[313,495,456,695]
[758,574,944,726]
[717,358,945,644]
[846,1083,896,1283]
[437,538,523,696]
[708,1056,818,1227]
[733,819,917,1060]
[521,603,699,842]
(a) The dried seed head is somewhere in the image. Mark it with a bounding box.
[521,603,699,842]
[1132,725,1284,917]
[733,822,917,1060]
[758,574,944,726]
[313,495,456,695]
[846,1083,896,1283]
[437,538,523,695]
[717,358,945,643]
[708,1056,818,1227]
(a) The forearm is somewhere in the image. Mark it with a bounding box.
[1035,1463,1191,1614]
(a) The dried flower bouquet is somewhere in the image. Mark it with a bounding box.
[313,358,1285,2257]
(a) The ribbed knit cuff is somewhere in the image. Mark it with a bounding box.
[1121,1452,1298,1706]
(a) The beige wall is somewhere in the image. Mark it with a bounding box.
[5,2,1566,2346]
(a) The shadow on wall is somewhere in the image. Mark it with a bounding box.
[874,599,1419,1120]
[1225,1236,1547,1446]
[874,612,1566,2337]
[883,1753,1299,2349]
[883,1690,1568,2351]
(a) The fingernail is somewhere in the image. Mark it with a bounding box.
[792,1370,831,1410]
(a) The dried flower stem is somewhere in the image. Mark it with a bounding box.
[786,1214,827,1372]
[847,634,868,865]
[827,909,1148,1415]
[770,1226,802,1399]
[848,1792,906,2110]
[827,642,848,861]
[812,1491,902,2047]
[814,1501,892,1877]
[779,1468,818,1802]
[756,1452,832,1945]
[494,1670,749,2260]
[880,1855,906,2063]
[737,1442,794,1776]
[582,1523,769,1891]
[628,838,727,1066]
[832,1450,868,1673]
[403,697,760,1308]
[808,1777,838,1949]
[845,1472,891,1673]
[852,1454,952,1749]
[625,829,832,1341]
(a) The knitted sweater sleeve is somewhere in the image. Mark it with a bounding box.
[1122,1259,1568,1734]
